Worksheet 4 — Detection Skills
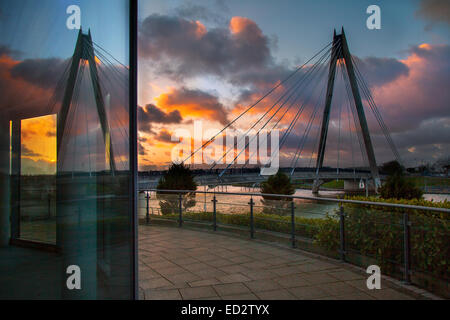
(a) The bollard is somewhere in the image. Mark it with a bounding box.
[403,212,411,284]
[212,195,217,231]
[249,198,255,239]
[291,201,296,248]
[339,205,346,262]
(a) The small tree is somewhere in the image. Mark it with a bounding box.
[379,161,423,200]
[260,171,295,215]
[157,163,197,215]
[380,160,404,176]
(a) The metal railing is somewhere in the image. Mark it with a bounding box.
[139,188,449,297]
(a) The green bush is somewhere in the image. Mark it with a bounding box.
[156,163,197,215]
[343,195,449,220]
[260,171,295,200]
[260,171,295,215]
[380,173,423,200]
[314,199,449,280]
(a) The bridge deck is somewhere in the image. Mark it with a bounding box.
[138,171,383,190]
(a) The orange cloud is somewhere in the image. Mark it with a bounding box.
[229,16,261,36]
[194,20,207,38]
[154,87,228,124]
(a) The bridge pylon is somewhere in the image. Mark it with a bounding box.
[313,28,380,194]
[57,28,116,174]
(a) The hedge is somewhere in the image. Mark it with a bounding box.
[315,198,449,281]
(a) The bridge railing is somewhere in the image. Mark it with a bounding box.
[139,189,449,298]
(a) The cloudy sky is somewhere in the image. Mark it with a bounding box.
[0,0,130,174]
[0,0,449,174]
[137,0,450,171]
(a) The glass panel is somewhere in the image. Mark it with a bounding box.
[0,0,135,300]
[19,115,57,244]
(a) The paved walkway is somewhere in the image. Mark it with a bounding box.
[139,226,417,300]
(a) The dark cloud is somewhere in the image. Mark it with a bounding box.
[0,52,53,120]
[139,14,273,81]
[416,0,450,26]
[21,145,41,158]
[0,45,16,57]
[138,104,183,134]
[46,131,56,138]
[139,141,147,156]
[353,57,409,87]
[155,129,177,144]
[10,58,69,89]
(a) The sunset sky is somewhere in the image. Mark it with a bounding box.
[0,0,449,174]
[137,0,450,171]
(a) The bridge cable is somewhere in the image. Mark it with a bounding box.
[216,46,334,176]
[290,82,328,176]
[212,45,333,172]
[351,56,402,164]
[84,44,131,171]
[59,57,85,172]
[239,46,334,171]
[289,50,339,175]
[183,41,333,164]
[340,58,368,170]
[315,42,343,176]
[336,59,344,177]
[256,43,342,175]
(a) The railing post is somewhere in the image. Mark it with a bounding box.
[249,197,254,239]
[212,195,217,231]
[146,192,150,225]
[403,212,411,284]
[178,193,183,228]
[339,205,346,262]
[291,201,296,248]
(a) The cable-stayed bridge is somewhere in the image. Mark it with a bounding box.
[138,169,387,193]
[28,28,132,176]
[165,28,401,194]
[37,28,399,195]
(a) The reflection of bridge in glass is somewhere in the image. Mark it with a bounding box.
[1,27,134,299]
[180,29,401,194]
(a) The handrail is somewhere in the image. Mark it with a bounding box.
[147,189,450,213]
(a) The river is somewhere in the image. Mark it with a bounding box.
[139,186,448,220]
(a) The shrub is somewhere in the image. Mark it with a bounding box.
[156,163,197,215]
[260,171,295,200]
[261,171,295,215]
[380,160,404,175]
[314,198,449,281]
[379,172,423,200]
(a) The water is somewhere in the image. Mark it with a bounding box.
[423,193,450,202]
[139,186,448,220]
[140,186,343,219]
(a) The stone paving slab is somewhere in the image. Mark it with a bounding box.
[139,226,421,300]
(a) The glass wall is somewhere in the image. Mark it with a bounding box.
[0,0,136,299]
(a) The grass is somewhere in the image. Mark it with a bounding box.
[406,176,450,188]
[292,180,344,190]
[235,177,450,191]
